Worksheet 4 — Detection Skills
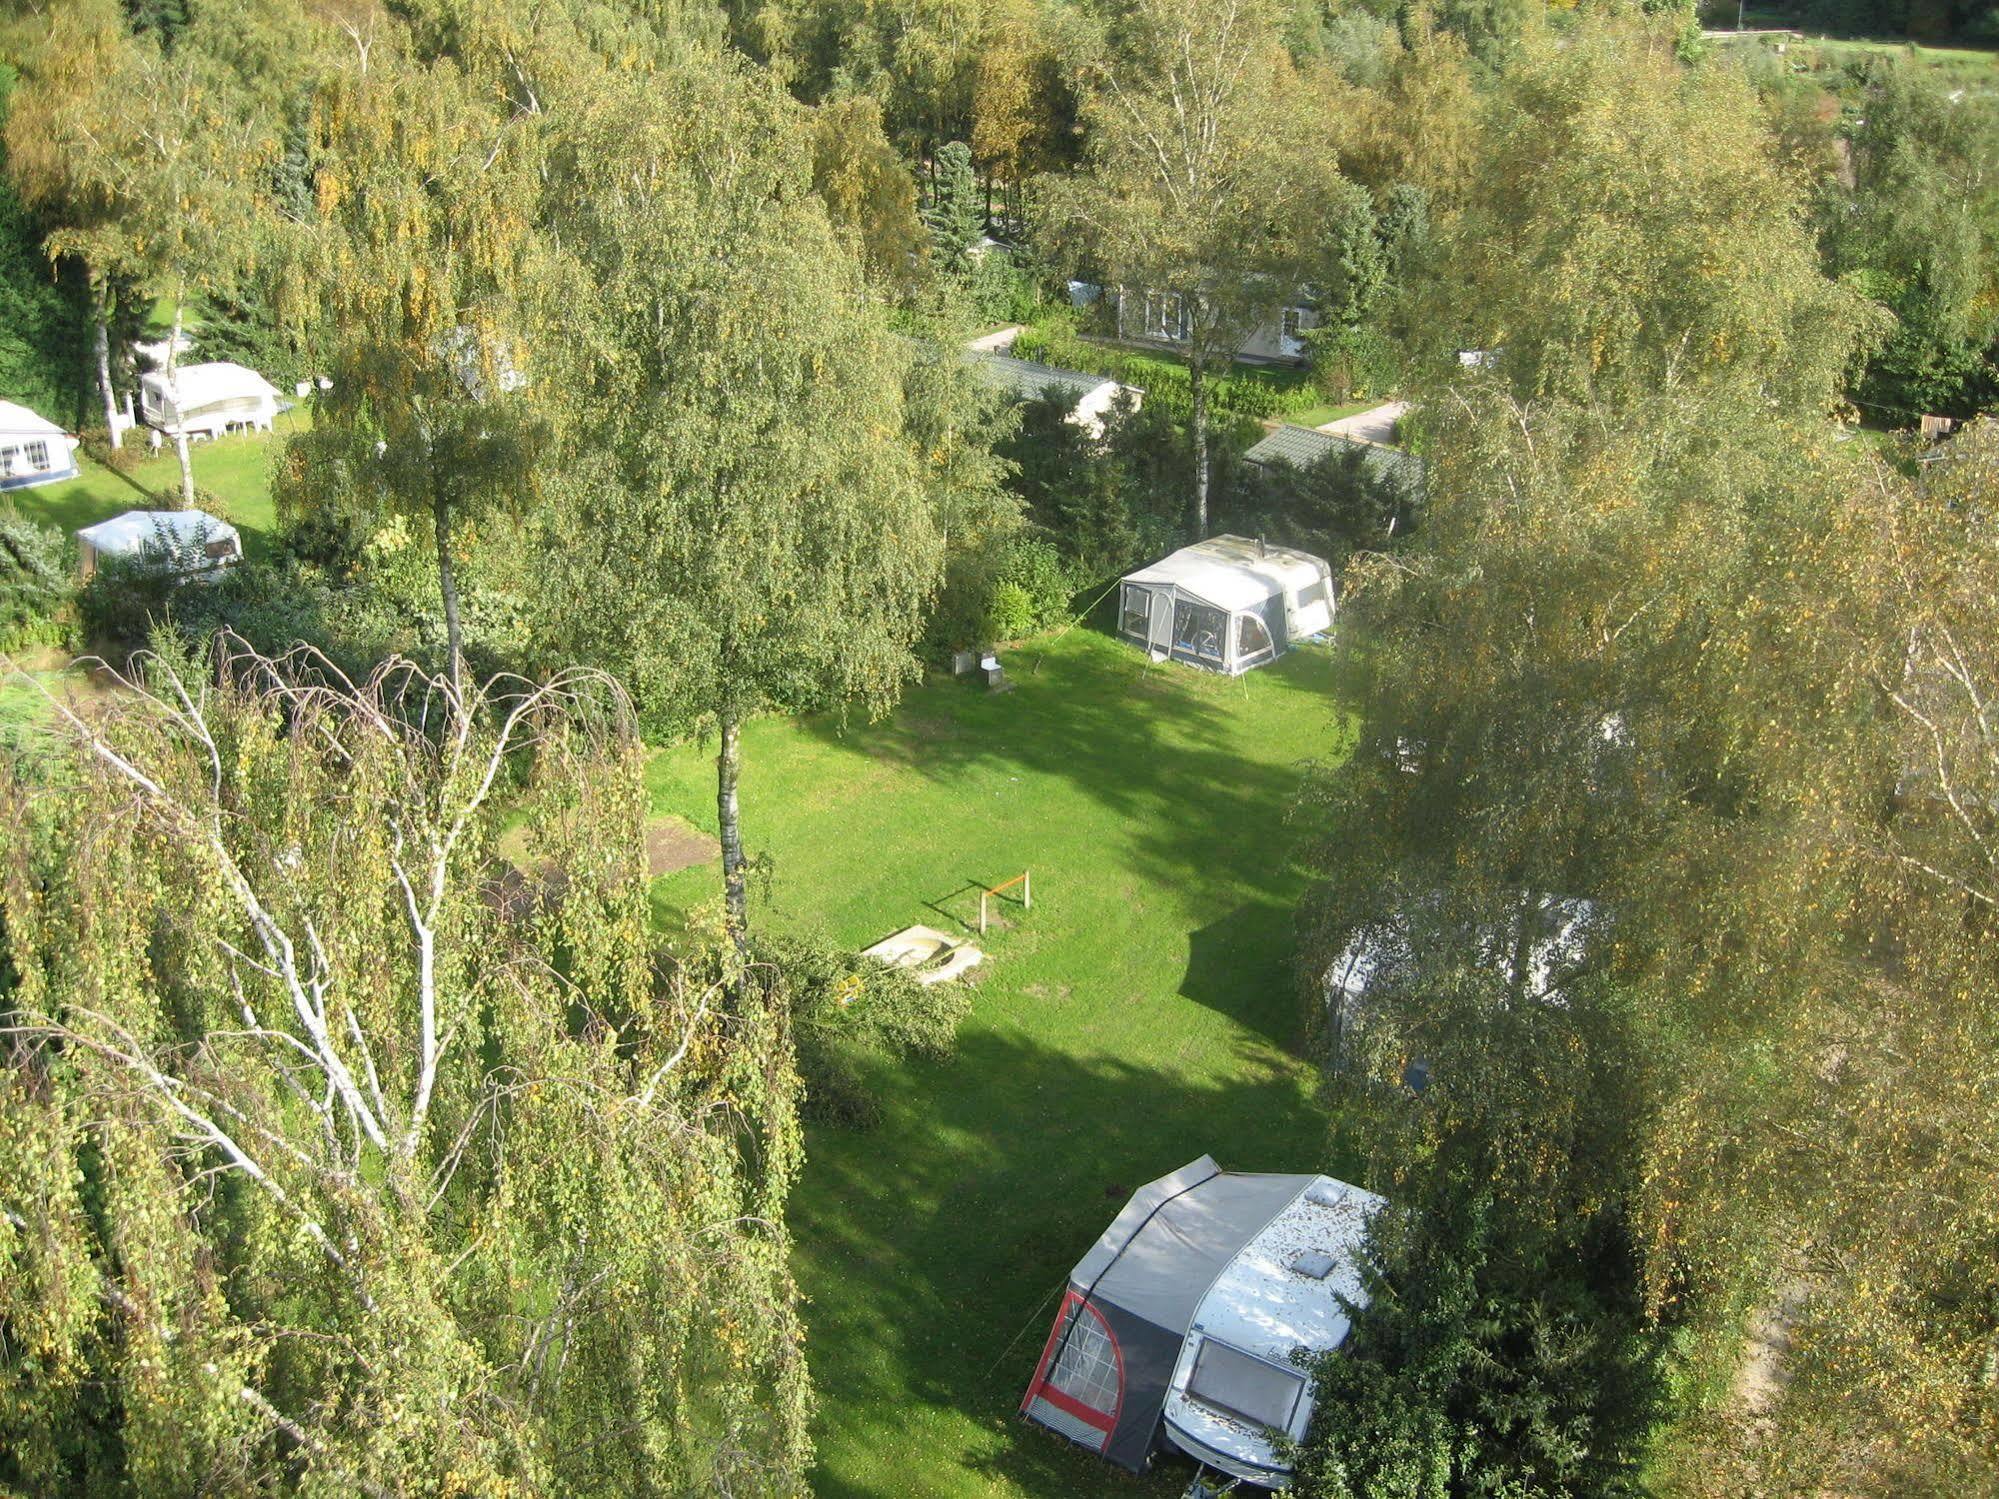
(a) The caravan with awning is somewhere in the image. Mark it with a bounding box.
[1019,1156,1384,1487]
[1117,536,1335,675]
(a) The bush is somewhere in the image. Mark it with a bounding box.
[986,580,1036,642]
[1307,324,1400,404]
[967,248,1045,326]
[1224,439,1423,568]
[754,930,970,1126]
[0,510,75,652]
[986,534,1074,636]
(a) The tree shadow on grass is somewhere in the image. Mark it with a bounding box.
[794,628,1349,921]
[1180,901,1306,1050]
[795,1024,1335,1499]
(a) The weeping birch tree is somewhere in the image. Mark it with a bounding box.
[279,15,552,687]
[534,59,944,934]
[4,0,151,451]
[0,637,812,1494]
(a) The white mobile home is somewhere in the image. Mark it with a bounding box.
[0,401,81,490]
[1114,288,1319,364]
[139,361,280,440]
[1118,535,1335,675]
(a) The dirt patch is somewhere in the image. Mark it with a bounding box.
[1021,982,1073,1002]
[647,814,719,877]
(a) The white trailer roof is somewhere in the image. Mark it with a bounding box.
[1122,535,1329,614]
[75,508,240,557]
[141,361,278,408]
[1162,1174,1385,1484]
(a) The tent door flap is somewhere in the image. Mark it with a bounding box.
[1148,588,1174,659]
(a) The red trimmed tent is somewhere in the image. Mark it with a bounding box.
[1020,1156,1383,1485]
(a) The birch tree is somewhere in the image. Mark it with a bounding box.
[280,9,557,687]
[1044,0,1340,536]
[6,3,276,497]
[4,0,145,449]
[533,59,944,935]
[0,635,812,1493]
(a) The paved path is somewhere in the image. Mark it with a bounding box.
[1317,400,1408,446]
[966,325,1022,353]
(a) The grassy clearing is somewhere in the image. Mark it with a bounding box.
[9,407,309,560]
[1711,26,1999,90]
[645,628,1352,1497]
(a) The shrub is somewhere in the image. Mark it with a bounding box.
[988,534,1073,634]
[0,510,74,652]
[967,248,1045,326]
[986,580,1036,642]
[76,551,180,655]
[1307,324,1399,404]
[754,930,970,1126]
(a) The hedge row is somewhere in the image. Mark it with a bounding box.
[1009,321,1323,422]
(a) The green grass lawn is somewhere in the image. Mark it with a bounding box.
[1711,25,1999,90]
[645,628,1352,1497]
[7,407,308,560]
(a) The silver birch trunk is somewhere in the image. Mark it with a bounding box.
[94,293,120,450]
[166,295,195,508]
[718,709,747,934]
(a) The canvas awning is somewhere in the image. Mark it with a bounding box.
[1121,535,1325,615]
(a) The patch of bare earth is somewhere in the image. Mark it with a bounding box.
[647,814,719,876]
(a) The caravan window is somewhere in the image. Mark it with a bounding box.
[1120,585,1151,639]
[1173,601,1226,663]
[1186,1338,1307,1434]
[24,440,48,471]
[0,447,16,477]
[1144,292,1187,342]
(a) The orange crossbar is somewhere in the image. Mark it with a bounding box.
[979,871,1031,933]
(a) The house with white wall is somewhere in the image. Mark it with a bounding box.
[0,401,82,490]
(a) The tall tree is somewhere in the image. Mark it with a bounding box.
[1045,0,1341,536]
[0,638,811,1493]
[533,59,946,934]
[280,10,552,686]
[811,94,925,286]
[7,2,277,496]
[1824,60,1999,420]
[1290,17,1906,1490]
[924,137,985,270]
[3,0,143,448]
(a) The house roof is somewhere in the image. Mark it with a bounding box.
[972,351,1117,406]
[75,508,240,557]
[1244,423,1423,484]
[140,361,278,407]
[1122,534,1330,614]
[0,400,72,440]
